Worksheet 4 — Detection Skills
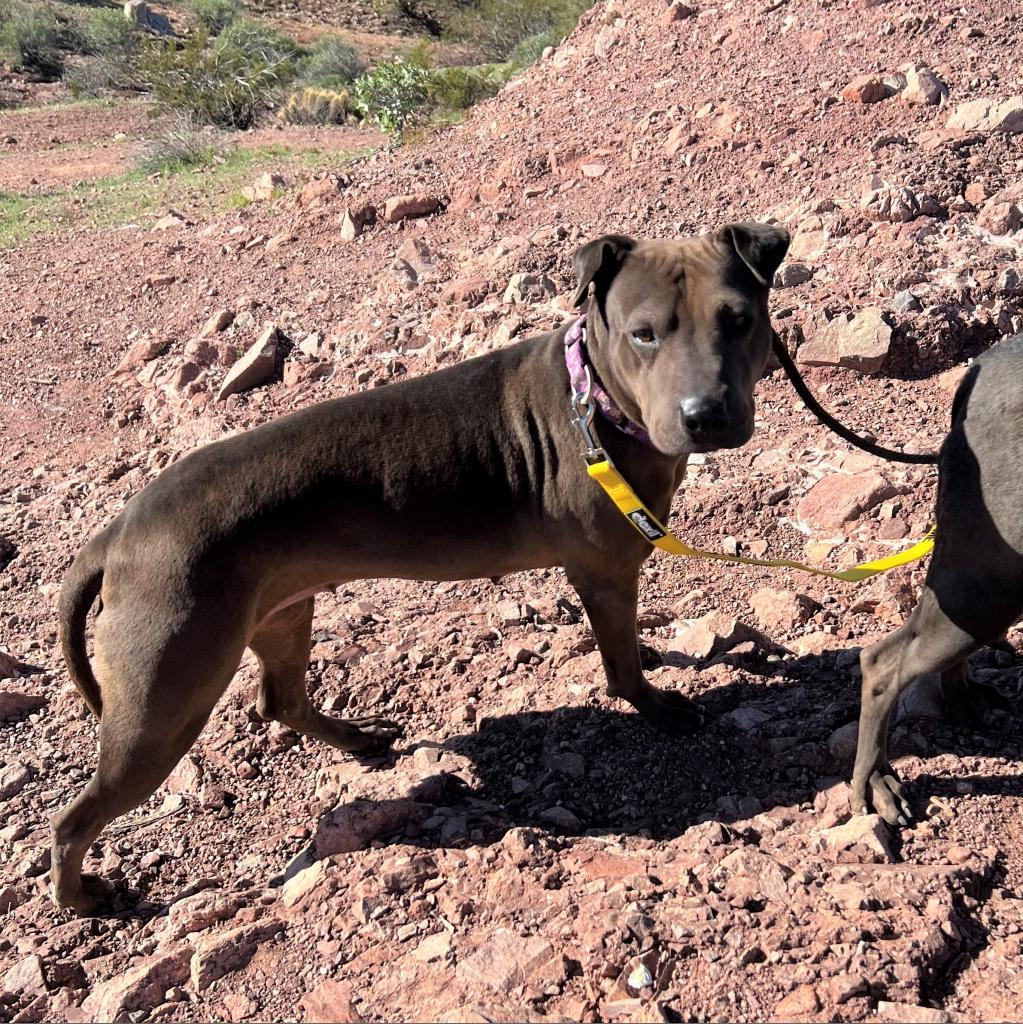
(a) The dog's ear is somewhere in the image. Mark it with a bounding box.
[720,222,790,286]
[571,234,637,308]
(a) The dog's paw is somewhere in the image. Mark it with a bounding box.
[53,873,119,917]
[638,687,706,737]
[854,769,913,827]
[347,716,405,751]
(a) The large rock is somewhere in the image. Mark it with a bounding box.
[0,691,45,720]
[946,95,1023,135]
[190,920,283,992]
[124,0,173,33]
[900,64,947,105]
[241,172,285,202]
[821,814,895,861]
[0,650,20,680]
[0,762,32,799]
[2,955,47,997]
[977,183,1023,235]
[297,173,344,208]
[860,185,920,223]
[382,194,442,223]
[301,979,361,1023]
[440,277,490,307]
[457,928,559,995]
[798,308,893,373]
[216,325,281,401]
[841,74,887,103]
[81,947,192,1022]
[313,770,447,858]
[164,889,242,940]
[669,611,778,659]
[749,587,818,632]
[797,470,897,532]
[503,273,557,305]
[114,335,171,377]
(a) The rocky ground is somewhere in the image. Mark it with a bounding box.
[2,0,1023,1021]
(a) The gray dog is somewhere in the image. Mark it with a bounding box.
[851,335,1023,824]
[52,223,791,914]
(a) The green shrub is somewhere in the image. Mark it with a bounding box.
[215,18,297,69]
[0,0,63,79]
[62,5,141,92]
[446,0,591,62]
[426,61,511,110]
[135,117,222,173]
[278,85,351,124]
[508,26,559,66]
[350,58,430,134]
[185,0,237,34]
[75,6,137,58]
[298,33,361,86]
[140,30,281,129]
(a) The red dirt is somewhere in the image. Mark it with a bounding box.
[1,0,1023,1022]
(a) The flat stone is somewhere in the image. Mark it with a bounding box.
[798,307,893,373]
[216,325,281,401]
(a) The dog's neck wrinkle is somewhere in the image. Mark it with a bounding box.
[586,315,647,431]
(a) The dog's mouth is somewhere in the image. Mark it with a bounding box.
[650,410,754,458]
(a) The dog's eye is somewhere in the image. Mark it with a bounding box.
[722,308,750,331]
[631,327,658,350]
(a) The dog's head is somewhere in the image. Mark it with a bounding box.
[572,223,789,457]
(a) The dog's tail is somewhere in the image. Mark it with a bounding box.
[58,532,108,718]
[771,332,940,465]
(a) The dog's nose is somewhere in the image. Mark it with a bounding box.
[680,397,728,438]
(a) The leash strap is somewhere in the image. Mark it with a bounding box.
[588,457,936,583]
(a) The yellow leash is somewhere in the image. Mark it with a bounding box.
[588,457,935,583]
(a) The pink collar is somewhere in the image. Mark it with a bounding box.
[564,316,652,447]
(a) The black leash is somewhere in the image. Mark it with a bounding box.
[770,332,939,466]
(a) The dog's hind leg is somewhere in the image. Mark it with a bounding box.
[51,660,232,916]
[250,598,402,754]
[568,568,705,736]
[852,585,981,826]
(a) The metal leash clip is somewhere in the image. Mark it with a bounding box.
[569,365,606,464]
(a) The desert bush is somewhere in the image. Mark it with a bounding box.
[278,85,351,125]
[445,0,591,62]
[215,18,297,69]
[140,30,281,129]
[349,58,430,134]
[185,0,237,34]
[135,116,222,173]
[63,5,141,91]
[0,0,63,78]
[298,33,361,86]
[426,61,511,110]
[74,6,136,57]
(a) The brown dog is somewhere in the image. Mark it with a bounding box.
[53,223,789,914]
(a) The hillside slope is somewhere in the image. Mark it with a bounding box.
[1,0,1023,1021]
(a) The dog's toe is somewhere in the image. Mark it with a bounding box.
[350,716,404,748]
[868,770,913,827]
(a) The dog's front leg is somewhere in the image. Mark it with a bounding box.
[567,567,705,736]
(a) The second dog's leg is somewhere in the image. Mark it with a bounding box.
[568,569,704,735]
[853,586,978,824]
[940,661,1010,724]
[250,598,402,753]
